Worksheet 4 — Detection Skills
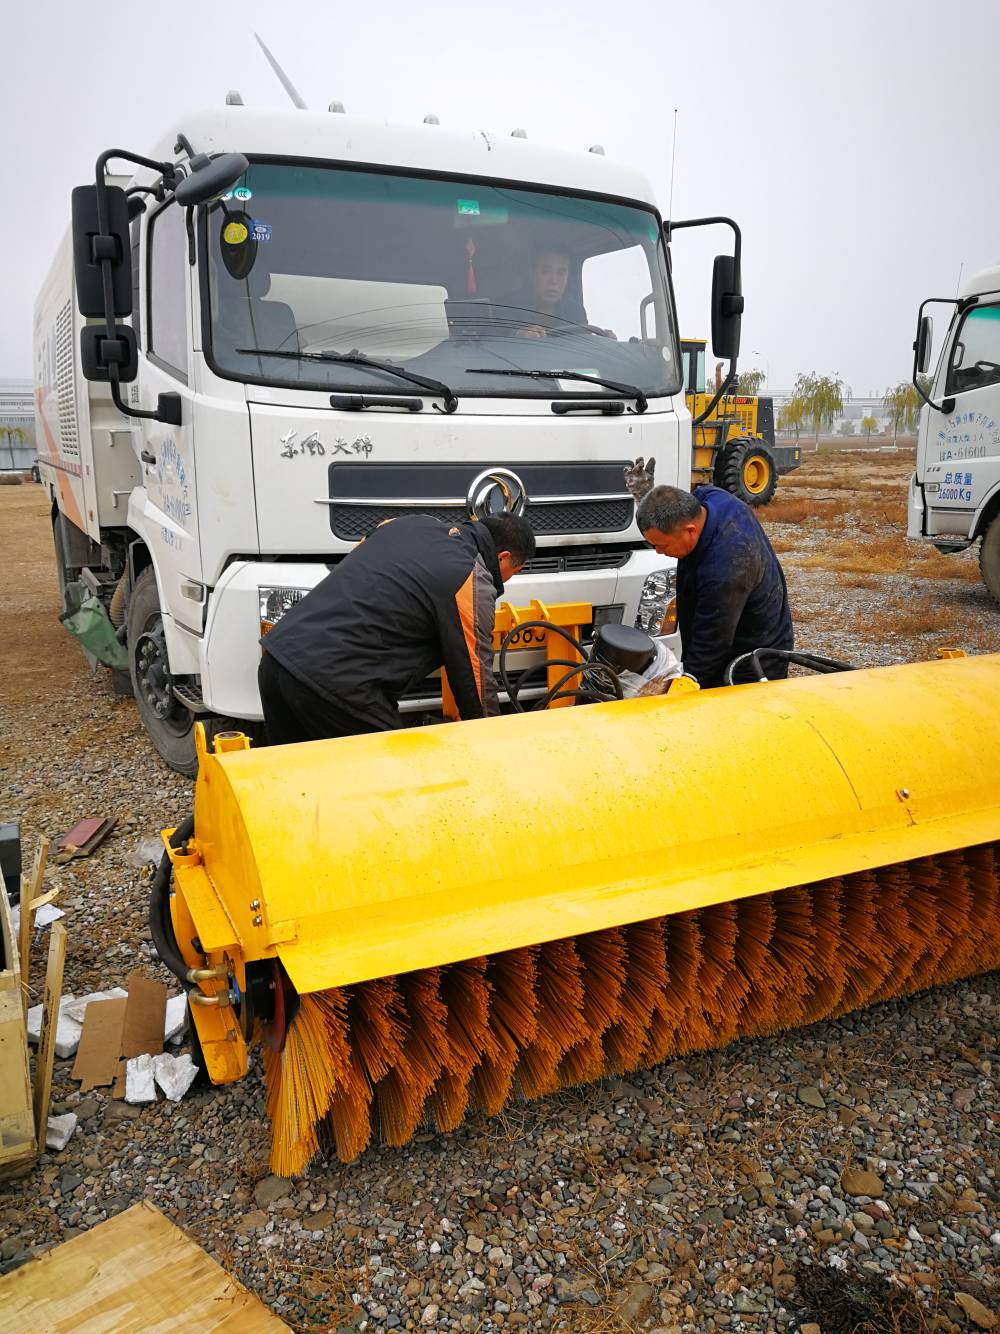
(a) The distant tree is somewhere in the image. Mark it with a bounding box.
[883,382,923,442]
[916,373,934,401]
[778,396,808,441]
[0,425,27,472]
[837,419,855,436]
[793,372,845,446]
[861,413,878,442]
[736,368,766,395]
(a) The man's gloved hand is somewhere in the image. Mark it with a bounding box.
[624,456,656,503]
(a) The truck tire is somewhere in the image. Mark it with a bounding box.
[719,439,778,507]
[126,567,235,777]
[980,516,1000,606]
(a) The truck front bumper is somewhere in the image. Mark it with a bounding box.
[199,552,679,720]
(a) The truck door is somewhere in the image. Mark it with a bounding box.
[137,198,202,635]
[924,301,1000,537]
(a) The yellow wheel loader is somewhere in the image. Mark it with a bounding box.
[682,338,801,505]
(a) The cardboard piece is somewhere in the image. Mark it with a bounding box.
[111,971,167,1099]
[71,998,127,1091]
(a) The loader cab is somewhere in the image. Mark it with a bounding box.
[680,338,707,396]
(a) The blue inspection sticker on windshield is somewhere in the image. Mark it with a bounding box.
[457,199,481,216]
[250,220,272,242]
[234,185,253,201]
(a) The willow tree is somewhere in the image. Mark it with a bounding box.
[883,382,923,442]
[795,373,844,446]
[736,368,766,395]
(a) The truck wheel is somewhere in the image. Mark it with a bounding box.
[980,516,1000,606]
[126,567,235,777]
[719,439,778,507]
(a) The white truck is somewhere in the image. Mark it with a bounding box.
[908,262,1000,603]
[35,103,744,774]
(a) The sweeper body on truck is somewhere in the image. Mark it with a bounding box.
[908,261,1000,602]
[35,100,747,773]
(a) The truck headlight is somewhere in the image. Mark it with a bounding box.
[259,585,307,636]
[634,569,676,635]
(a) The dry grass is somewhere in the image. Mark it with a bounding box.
[797,536,981,582]
[762,497,810,525]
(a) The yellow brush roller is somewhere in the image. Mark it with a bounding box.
[159,653,1000,1173]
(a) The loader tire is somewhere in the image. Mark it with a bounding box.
[980,515,1000,606]
[719,439,778,507]
[126,567,236,777]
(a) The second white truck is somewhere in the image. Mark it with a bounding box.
[908,262,1000,604]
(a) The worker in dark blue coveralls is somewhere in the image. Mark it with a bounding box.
[625,458,793,688]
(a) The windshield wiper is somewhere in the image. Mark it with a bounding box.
[236,347,458,413]
[466,367,647,413]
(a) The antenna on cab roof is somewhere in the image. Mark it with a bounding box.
[253,32,309,110]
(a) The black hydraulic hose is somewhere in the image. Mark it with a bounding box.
[148,815,195,984]
[723,647,856,686]
[501,657,587,710]
[498,620,590,712]
[533,661,624,711]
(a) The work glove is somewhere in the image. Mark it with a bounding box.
[624,456,656,504]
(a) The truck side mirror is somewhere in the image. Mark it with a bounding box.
[71,185,132,318]
[914,314,933,374]
[711,254,743,360]
[174,153,250,207]
[80,324,138,383]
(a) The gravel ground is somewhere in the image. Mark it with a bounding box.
[1,461,998,1333]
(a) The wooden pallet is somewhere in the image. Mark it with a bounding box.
[0,1201,290,1331]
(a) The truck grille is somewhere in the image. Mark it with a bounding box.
[326,461,635,541]
[330,499,633,542]
[521,544,634,574]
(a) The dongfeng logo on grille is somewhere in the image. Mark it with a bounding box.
[466,468,528,520]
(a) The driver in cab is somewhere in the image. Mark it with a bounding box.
[499,247,615,340]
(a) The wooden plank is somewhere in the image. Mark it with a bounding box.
[32,920,67,1143]
[18,836,48,1017]
[0,876,35,1178]
[0,1201,290,1332]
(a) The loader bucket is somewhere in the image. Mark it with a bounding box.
[165,654,1000,1172]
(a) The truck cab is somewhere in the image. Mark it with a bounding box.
[908,263,1000,603]
[36,106,743,773]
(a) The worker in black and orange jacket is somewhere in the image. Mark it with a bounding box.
[258,512,536,744]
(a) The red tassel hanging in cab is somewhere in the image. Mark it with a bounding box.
[466,238,478,295]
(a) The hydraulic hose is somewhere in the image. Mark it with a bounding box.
[497,620,625,712]
[723,647,856,686]
[148,815,195,984]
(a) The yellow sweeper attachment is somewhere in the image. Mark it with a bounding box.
[159,653,1000,1174]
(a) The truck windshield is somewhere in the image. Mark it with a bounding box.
[203,162,680,399]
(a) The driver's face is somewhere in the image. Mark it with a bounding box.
[531,252,570,306]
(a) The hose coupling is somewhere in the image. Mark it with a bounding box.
[188,991,232,1008]
[186,964,229,982]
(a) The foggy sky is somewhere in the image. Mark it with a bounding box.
[3,0,998,394]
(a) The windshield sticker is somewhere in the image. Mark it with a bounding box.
[223,221,249,245]
[250,220,273,243]
[234,185,253,201]
[457,199,481,216]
